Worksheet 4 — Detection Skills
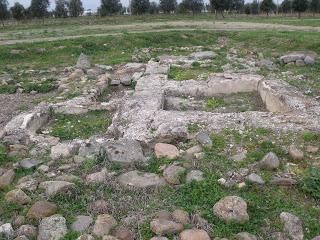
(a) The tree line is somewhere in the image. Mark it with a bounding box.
[0,0,319,26]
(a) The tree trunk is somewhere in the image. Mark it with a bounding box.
[298,12,301,18]
[1,19,4,28]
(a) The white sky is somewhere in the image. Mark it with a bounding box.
[8,0,140,9]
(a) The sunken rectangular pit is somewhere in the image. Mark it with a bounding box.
[164,92,267,113]
[163,73,268,113]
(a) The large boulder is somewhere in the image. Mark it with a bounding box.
[37,215,68,240]
[118,170,166,188]
[213,196,249,223]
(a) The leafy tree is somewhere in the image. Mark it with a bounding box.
[244,3,251,13]
[10,2,25,21]
[230,0,245,13]
[68,0,84,17]
[292,0,308,18]
[280,0,292,13]
[55,0,68,18]
[149,1,159,13]
[180,0,204,14]
[0,0,9,26]
[99,0,122,16]
[310,0,320,15]
[30,0,50,20]
[260,0,276,15]
[160,0,177,13]
[210,0,228,16]
[251,0,260,14]
[131,0,150,15]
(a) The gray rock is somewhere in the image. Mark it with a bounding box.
[86,168,107,184]
[260,152,280,170]
[20,158,41,169]
[280,212,304,240]
[270,176,297,186]
[39,181,75,196]
[258,59,277,70]
[0,223,15,238]
[120,75,132,86]
[288,145,304,161]
[0,169,15,189]
[213,196,249,223]
[118,170,166,188]
[38,215,68,240]
[110,79,121,86]
[304,56,315,65]
[186,170,204,182]
[50,142,80,161]
[280,54,305,64]
[190,51,217,60]
[163,165,186,185]
[17,225,37,238]
[103,139,146,165]
[71,215,93,232]
[145,61,170,75]
[246,173,264,185]
[196,131,212,148]
[76,53,91,70]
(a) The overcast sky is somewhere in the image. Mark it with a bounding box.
[8,0,136,9]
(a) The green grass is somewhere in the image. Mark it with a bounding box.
[49,110,111,140]
[303,132,320,143]
[302,167,320,200]
[206,97,226,109]
[21,78,56,93]
[0,84,16,94]
[187,123,200,133]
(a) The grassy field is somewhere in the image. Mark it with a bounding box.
[1,29,319,94]
[0,14,319,42]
